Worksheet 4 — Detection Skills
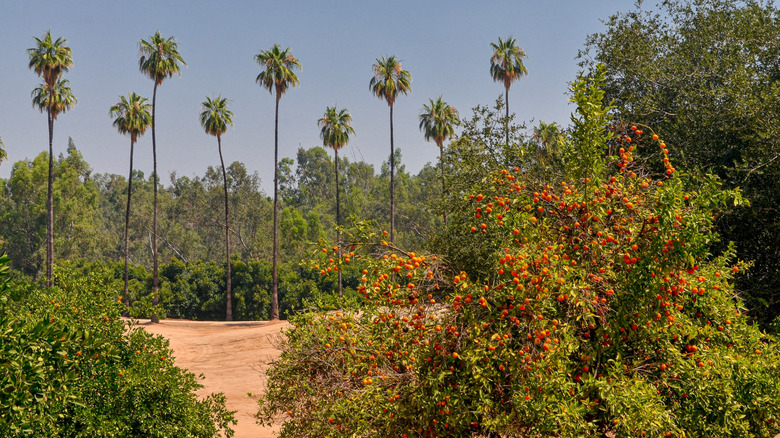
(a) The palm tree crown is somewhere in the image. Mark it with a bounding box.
[419,96,459,148]
[200,96,234,139]
[138,31,186,85]
[31,79,77,120]
[28,31,73,90]
[255,45,301,99]
[533,121,563,150]
[490,36,528,91]
[110,93,152,143]
[369,55,412,106]
[318,106,355,151]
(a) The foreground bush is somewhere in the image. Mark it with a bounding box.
[257,68,780,437]
[0,257,235,437]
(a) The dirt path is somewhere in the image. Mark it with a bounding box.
[134,318,288,438]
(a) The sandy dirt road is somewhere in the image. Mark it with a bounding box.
[134,318,288,438]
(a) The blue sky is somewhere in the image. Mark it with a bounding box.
[1,0,631,193]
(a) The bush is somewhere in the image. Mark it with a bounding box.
[257,68,780,437]
[0,256,235,437]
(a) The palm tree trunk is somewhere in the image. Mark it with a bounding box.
[335,147,342,299]
[505,85,510,146]
[439,143,447,225]
[271,95,280,321]
[151,82,160,324]
[123,138,135,312]
[46,108,54,287]
[389,104,395,244]
[219,135,232,321]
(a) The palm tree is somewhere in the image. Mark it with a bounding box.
[139,31,185,323]
[0,138,6,166]
[28,31,74,287]
[532,121,563,168]
[490,36,528,146]
[369,55,411,244]
[318,106,355,299]
[419,97,459,225]
[110,92,152,311]
[255,44,301,321]
[30,80,77,286]
[200,96,235,321]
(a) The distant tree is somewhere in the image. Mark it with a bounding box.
[0,137,6,166]
[531,120,564,171]
[28,31,75,287]
[370,55,412,244]
[318,106,356,298]
[490,36,527,146]
[138,31,185,322]
[419,96,460,224]
[199,96,235,321]
[110,92,152,310]
[255,44,301,321]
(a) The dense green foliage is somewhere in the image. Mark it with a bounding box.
[0,256,235,437]
[258,68,780,438]
[581,0,780,329]
[0,141,444,319]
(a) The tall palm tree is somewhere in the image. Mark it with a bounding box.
[490,36,528,146]
[110,92,152,311]
[30,80,77,286]
[139,31,185,323]
[28,30,74,287]
[318,106,355,299]
[419,96,459,225]
[200,96,235,321]
[369,55,411,244]
[255,44,301,321]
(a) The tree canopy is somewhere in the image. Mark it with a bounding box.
[581,0,780,329]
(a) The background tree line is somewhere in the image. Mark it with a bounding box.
[0,138,448,319]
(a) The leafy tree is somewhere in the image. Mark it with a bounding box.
[318,106,356,298]
[581,0,780,328]
[28,31,75,287]
[255,44,301,321]
[0,145,108,279]
[490,36,527,146]
[370,55,412,244]
[419,96,460,224]
[110,92,152,309]
[138,31,186,323]
[200,95,235,320]
[0,157,47,276]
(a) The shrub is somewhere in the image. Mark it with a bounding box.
[0,256,235,437]
[257,68,780,437]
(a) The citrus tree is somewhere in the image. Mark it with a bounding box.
[258,67,780,437]
[0,257,235,437]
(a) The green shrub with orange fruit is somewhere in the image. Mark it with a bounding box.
[257,67,780,437]
[0,258,235,437]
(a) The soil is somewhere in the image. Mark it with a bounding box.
[134,318,288,438]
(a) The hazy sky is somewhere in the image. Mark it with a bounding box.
[1,0,631,193]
